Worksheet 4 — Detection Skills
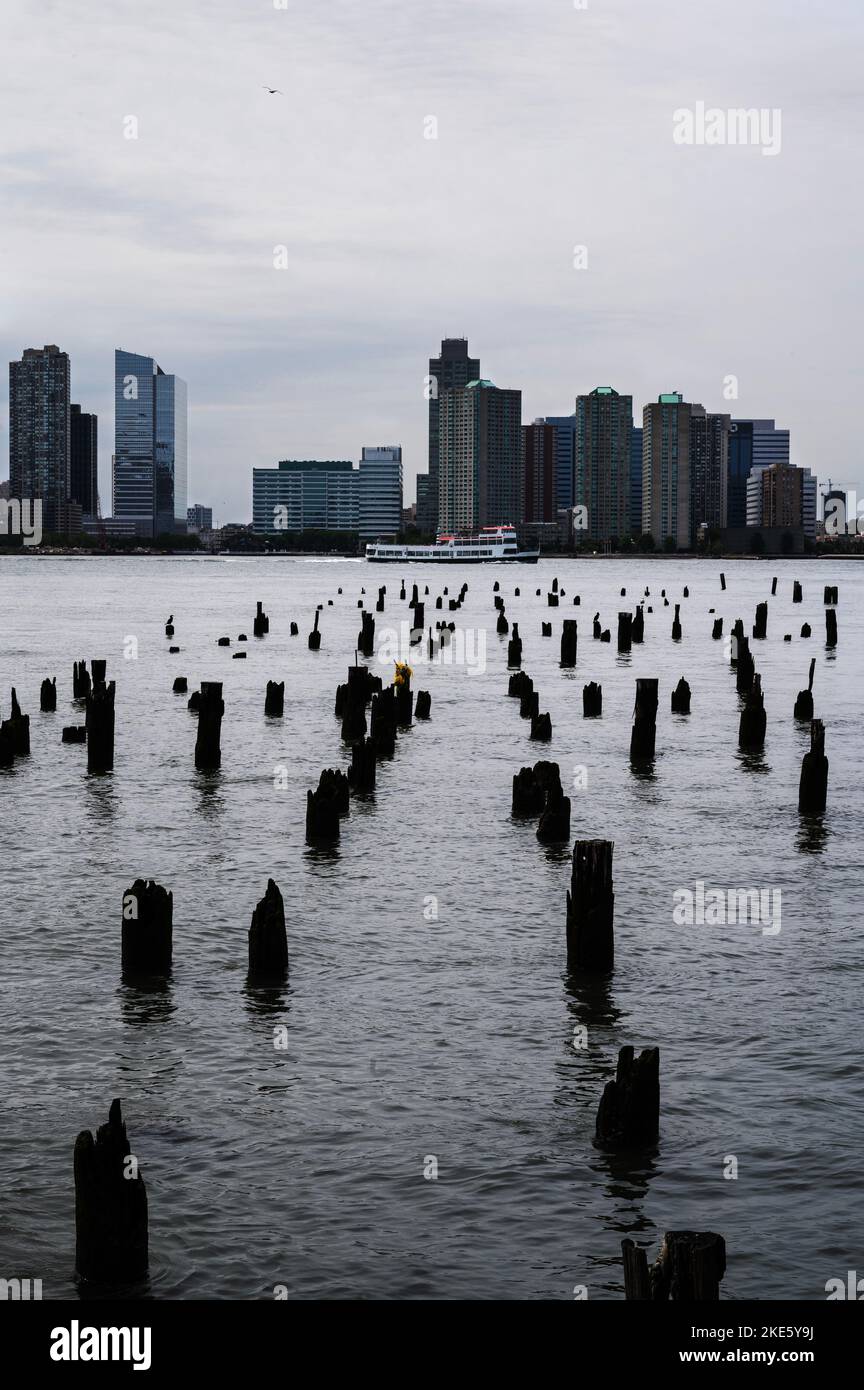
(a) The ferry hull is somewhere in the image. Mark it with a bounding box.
[366,551,539,563]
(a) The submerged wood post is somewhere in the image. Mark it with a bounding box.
[414,690,431,719]
[794,659,816,721]
[670,678,690,714]
[720,572,726,591]
[629,679,658,760]
[752,601,768,640]
[735,635,755,694]
[86,680,115,772]
[530,710,552,741]
[358,610,375,658]
[512,766,546,816]
[347,735,377,792]
[195,682,224,770]
[40,676,57,711]
[826,608,837,648]
[671,604,682,640]
[508,622,522,668]
[739,673,766,750]
[561,619,578,667]
[622,1232,726,1301]
[341,664,369,741]
[583,682,602,717]
[248,879,288,981]
[308,610,321,650]
[566,839,614,971]
[631,606,644,643]
[122,879,173,977]
[594,1045,659,1150]
[265,680,284,716]
[253,601,269,637]
[74,1100,148,1284]
[592,613,601,640]
[712,617,723,639]
[6,688,30,754]
[799,719,828,814]
[306,780,341,842]
[0,722,15,766]
[771,576,778,595]
[537,779,570,843]
[793,580,802,603]
[73,660,91,700]
[823,585,838,605]
[617,612,632,653]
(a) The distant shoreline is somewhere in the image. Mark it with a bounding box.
[1,548,860,562]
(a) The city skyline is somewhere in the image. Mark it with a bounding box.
[2,0,861,524]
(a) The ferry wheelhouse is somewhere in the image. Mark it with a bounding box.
[365,524,539,564]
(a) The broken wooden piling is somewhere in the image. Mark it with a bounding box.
[566,839,614,971]
[629,679,658,761]
[670,678,690,714]
[248,879,288,981]
[560,619,578,667]
[594,1045,659,1150]
[122,879,173,977]
[194,682,224,770]
[265,681,284,717]
[739,673,766,750]
[798,719,828,814]
[583,682,602,717]
[74,1100,148,1284]
[253,601,269,637]
[793,659,815,721]
[40,676,57,712]
[622,1232,726,1301]
[86,679,115,773]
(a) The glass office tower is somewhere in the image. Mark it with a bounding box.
[114,349,187,536]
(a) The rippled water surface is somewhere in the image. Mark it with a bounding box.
[0,554,861,1300]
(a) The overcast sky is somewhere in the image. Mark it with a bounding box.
[2,0,861,524]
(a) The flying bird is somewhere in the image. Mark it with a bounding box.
[262,86,283,95]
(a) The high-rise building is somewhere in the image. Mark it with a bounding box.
[252,460,358,533]
[543,414,577,511]
[522,420,556,523]
[642,392,699,549]
[690,411,730,534]
[358,446,403,540]
[761,462,802,529]
[730,419,789,527]
[9,344,71,532]
[417,338,480,534]
[575,387,632,541]
[187,504,213,532]
[114,349,188,538]
[630,426,643,534]
[438,379,522,533]
[70,404,98,519]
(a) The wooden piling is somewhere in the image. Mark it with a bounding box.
[194,682,224,770]
[74,1100,148,1284]
[308,610,321,650]
[617,612,632,653]
[86,680,115,773]
[566,839,614,971]
[347,736,377,792]
[265,681,284,716]
[826,609,837,648]
[248,879,288,981]
[671,604,682,640]
[40,676,57,711]
[798,719,828,814]
[583,682,602,717]
[752,601,768,640]
[594,1045,659,1150]
[122,879,173,977]
[253,601,269,637]
[739,673,766,750]
[622,1232,726,1301]
[415,690,431,719]
[793,659,815,721]
[629,679,658,760]
[560,619,578,667]
[73,660,91,700]
[670,678,690,714]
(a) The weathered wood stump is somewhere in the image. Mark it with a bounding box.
[347,736,377,792]
[530,710,552,741]
[265,680,284,717]
[6,689,30,754]
[308,610,321,650]
[61,726,87,744]
[40,676,57,711]
[566,839,614,971]
[496,610,509,636]
[172,677,188,694]
[617,612,632,653]
[753,601,768,640]
[671,604,682,640]
[826,609,837,648]
[793,580,802,602]
[73,660,91,699]
[712,617,723,639]
[547,592,559,607]
[771,576,778,595]
[74,1100,148,1284]
[0,723,15,766]
[290,621,299,636]
[508,623,522,668]
[592,614,601,640]
[537,780,570,843]
[632,607,644,643]
[122,879,173,977]
[583,682,602,717]
[560,619,578,667]
[720,572,726,591]
[415,690,431,719]
[595,1045,659,1150]
[217,636,231,647]
[824,585,838,605]
[629,679,658,760]
[735,635,755,695]
[358,610,375,657]
[670,678,690,714]
[194,682,224,770]
[739,673,766,750]
[306,780,341,842]
[253,601,269,637]
[622,1232,726,1301]
[248,879,288,981]
[512,766,546,816]
[165,615,174,637]
[793,659,815,721]
[86,680,115,772]
[798,719,828,814]
[541,621,552,637]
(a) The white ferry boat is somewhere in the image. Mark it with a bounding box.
[366,524,539,564]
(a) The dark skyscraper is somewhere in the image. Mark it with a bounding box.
[575,387,632,541]
[9,344,70,532]
[690,411,730,534]
[418,337,480,534]
[522,420,556,523]
[544,414,576,512]
[726,419,753,528]
[630,425,643,533]
[114,349,187,537]
[70,404,98,519]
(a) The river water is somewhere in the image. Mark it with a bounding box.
[0,554,860,1300]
